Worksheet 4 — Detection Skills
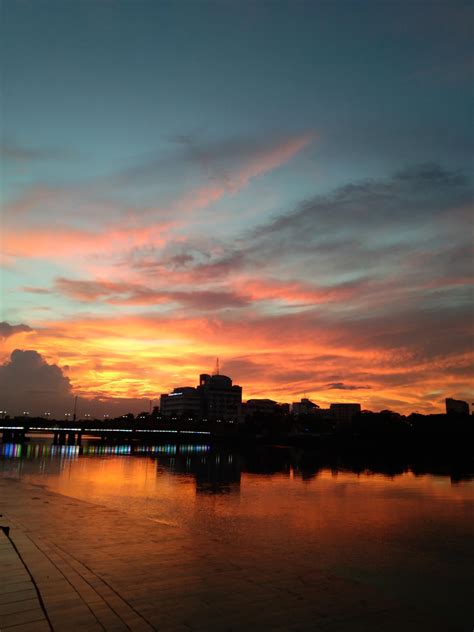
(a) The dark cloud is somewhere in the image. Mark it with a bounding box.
[210,300,472,364]
[333,304,473,361]
[221,357,269,382]
[130,244,245,281]
[0,321,32,338]
[182,252,247,281]
[164,252,196,269]
[326,382,371,390]
[53,277,249,311]
[126,164,472,292]
[113,132,313,186]
[254,163,471,245]
[0,350,73,415]
[168,290,249,311]
[54,278,138,301]
[0,350,155,418]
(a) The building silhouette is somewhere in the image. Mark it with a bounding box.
[198,373,242,422]
[291,398,320,415]
[445,398,469,416]
[244,399,288,416]
[160,371,242,422]
[159,387,202,418]
[330,403,361,424]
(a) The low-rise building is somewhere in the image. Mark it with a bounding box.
[330,402,361,424]
[245,399,280,416]
[291,398,319,415]
[160,387,202,419]
[445,398,469,416]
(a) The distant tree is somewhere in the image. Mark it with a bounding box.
[351,410,410,438]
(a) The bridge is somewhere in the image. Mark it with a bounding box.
[0,420,238,445]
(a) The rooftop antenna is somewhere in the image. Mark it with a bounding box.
[214,357,220,375]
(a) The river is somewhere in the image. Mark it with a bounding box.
[1,439,473,630]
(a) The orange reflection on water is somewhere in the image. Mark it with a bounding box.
[6,445,472,547]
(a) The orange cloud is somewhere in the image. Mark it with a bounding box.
[233,277,363,305]
[3,161,471,416]
[2,221,173,260]
[3,309,471,416]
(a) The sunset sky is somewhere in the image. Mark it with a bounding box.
[1,0,473,417]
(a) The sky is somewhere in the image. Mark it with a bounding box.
[1,0,473,417]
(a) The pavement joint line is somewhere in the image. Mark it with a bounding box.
[3,514,105,632]
[37,537,131,630]
[0,527,53,632]
[43,536,157,632]
[4,511,156,632]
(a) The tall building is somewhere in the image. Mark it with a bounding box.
[160,372,242,422]
[330,403,361,424]
[445,398,469,416]
[198,373,242,422]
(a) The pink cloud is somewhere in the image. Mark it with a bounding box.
[233,277,364,305]
[173,132,315,211]
[3,221,174,260]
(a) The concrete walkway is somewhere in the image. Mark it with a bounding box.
[0,527,51,631]
[0,506,156,631]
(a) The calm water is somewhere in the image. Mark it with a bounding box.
[1,440,473,626]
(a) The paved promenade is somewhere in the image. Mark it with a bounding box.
[0,477,450,631]
[0,527,50,631]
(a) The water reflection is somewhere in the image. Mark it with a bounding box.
[1,442,81,459]
[159,450,241,495]
[1,441,472,490]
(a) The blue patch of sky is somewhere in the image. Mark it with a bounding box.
[3,0,471,202]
